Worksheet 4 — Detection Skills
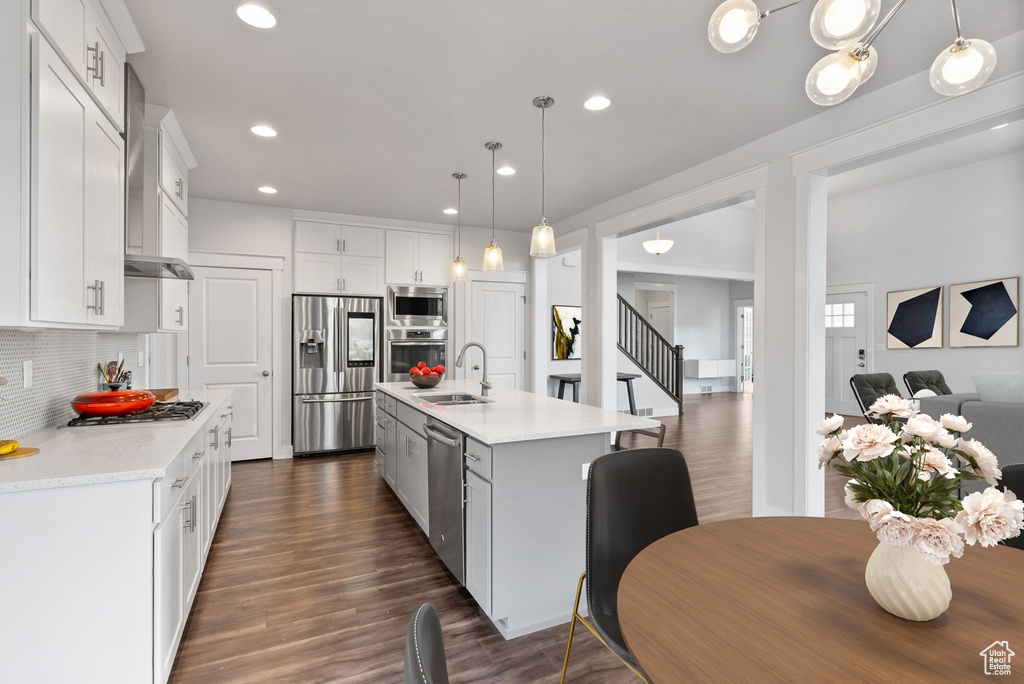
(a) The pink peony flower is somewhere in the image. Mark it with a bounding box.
[903,415,946,442]
[817,435,842,468]
[861,499,895,531]
[817,414,845,436]
[875,510,918,548]
[868,394,918,420]
[912,517,965,565]
[922,446,958,477]
[842,423,899,462]
[955,488,1024,547]
[940,414,972,434]
[958,438,1002,486]
[935,432,957,449]
[844,480,864,511]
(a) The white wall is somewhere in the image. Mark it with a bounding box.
[617,205,755,275]
[541,252,583,399]
[457,226,532,273]
[827,150,1024,392]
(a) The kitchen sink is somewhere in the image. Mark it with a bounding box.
[415,392,492,406]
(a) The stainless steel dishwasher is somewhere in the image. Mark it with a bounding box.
[423,420,465,583]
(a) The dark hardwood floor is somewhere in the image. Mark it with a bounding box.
[169,392,851,682]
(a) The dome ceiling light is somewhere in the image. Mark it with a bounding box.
[643,228,674,257]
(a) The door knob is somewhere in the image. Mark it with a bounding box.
[473,365,480,371]
[262,370,270,377]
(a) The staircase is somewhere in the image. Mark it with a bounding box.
[617,295,685,415]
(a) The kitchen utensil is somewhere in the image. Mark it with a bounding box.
[148,388,180,401]
[71,390,156,417]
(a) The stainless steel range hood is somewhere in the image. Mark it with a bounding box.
[123,64,193,281]
[124,255,194,280]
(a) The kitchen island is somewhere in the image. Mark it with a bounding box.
[0,390,233,684]
[374,380,657,638]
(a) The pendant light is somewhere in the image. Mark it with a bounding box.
[806,0,901,106]
[483,142,504,271]
[808,0,880,50]
[643,227,674,256]
[451,172,467,281]
[530,96,556,258]
[708,0,807,54]
[930,0,997,97]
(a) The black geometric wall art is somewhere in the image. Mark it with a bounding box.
[950,277,1020,348]
[887,286,943,349]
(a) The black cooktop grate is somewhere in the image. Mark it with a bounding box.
[67,401,206,427]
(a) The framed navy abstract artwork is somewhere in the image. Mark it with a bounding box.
[949,277,1019,348]
[886,286,943,349]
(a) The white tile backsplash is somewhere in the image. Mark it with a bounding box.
[0,328,148,438]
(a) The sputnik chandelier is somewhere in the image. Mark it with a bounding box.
[708,0,998,106]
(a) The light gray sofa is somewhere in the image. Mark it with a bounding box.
[920,394,1024,495]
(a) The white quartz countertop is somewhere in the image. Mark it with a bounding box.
[0,390,232,494]
[374,380,657,444]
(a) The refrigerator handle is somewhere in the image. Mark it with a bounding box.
[336,303,345,385]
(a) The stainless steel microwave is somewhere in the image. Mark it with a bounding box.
[388,286,447,328]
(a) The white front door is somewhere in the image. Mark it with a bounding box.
[188,266,273,461]
[825,293,868,416]
[468,280,525,390]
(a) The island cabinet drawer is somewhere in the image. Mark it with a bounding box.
[464,437,492,481]
[375,391,397,417]
[397,403,428,438]
[154,433,206,522]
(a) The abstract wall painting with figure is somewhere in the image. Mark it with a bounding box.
[552,305,581,360]
[949,277,1019,348]
[886,286,943,349]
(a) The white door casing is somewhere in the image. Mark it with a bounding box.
[188,266,273,461]
[824,292,868,416]
[468,280,526,390]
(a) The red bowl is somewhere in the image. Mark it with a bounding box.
[71,390,156,417]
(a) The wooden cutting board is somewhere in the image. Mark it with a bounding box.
[1,447,40,460]
[149,388,179,401]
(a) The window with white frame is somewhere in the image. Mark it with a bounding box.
[825,302,855,328]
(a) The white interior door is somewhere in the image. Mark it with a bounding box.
[647,302,673,341]
[468,280,525,390]
[188,266,273,461]
[825,293,867,416]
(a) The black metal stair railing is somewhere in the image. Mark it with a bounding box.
[617,295,684,415]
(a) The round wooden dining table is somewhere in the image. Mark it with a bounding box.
[618,517,1023,683]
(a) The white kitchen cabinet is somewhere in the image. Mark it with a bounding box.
[296,220,342,254]
[220,409,233,511]
[84,2,124,128]
[153,494,184,684]
[295,253,343,294]
[30,35,123,328]
[181,469,203,605]
[342,225,384,257]
[159,196,189,331]
[160,131,189,216]
[465,469,492,613]
[684,359,738,380]
[341,256,385,295]
[416,233,450,286]
[32,0,88,81]
[385,417,398,490]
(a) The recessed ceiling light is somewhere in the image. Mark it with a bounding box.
[443,208,458,215]
[236,5,277,29]
[496,166,516,176]
[991,123,1009,130]
[250,124,277,137]
[584,96,611,111]
[258,186,277,194]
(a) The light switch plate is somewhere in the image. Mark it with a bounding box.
[23,361,32,389]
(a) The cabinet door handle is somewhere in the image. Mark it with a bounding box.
[99,280,105,317]
[86,42,100,80]
[176,306,184,326]
[97,48,105,87]
[171,477,187,489]
[342,278,346,292]
[192,450,205,461]
[86,279,102,314]
[211,425,220,450]
[226,427,232,448]
[342,239,346,253]
[465,453,480,462]
[336,238,341,253]
[336,278,341,291]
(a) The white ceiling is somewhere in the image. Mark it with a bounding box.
[828,118,1024,197]
[124,1,1023,231]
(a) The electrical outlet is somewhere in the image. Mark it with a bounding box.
[582,462,591,480]
[138,351,145,367]
[22,361,32,389]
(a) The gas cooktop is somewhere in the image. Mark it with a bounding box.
[66,401,208,427]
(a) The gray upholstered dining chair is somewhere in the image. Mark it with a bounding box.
[1000,464,1024,551]
[904,370,953,397]
[404,603,449,684]
[850,372,902,423]
[560,448,699,683]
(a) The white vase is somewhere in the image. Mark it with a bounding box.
[864,541,951,621]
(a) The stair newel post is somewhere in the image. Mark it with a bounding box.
[675,345,685,415]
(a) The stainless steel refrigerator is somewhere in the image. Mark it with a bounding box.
[293,295,383,455]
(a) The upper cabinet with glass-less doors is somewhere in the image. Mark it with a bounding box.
[384,230,451,287]
[294,221,386,296]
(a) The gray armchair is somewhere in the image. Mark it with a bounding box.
[903,370,953,396]
[850,373,902,423]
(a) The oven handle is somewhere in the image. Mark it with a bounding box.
[301,397,373,404]
[390,341,446,347]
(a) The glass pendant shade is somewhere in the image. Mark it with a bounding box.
[452,255,467,281]
[930,39,997,97]
[708,0,760,54]
[530,219,555,257]
[483,240,504,271]
[643,229,674,256]
[806,48,867,106]
[847,43,878,84]
[809,0,881,49]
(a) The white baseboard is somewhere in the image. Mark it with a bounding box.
[274,445,294,460]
